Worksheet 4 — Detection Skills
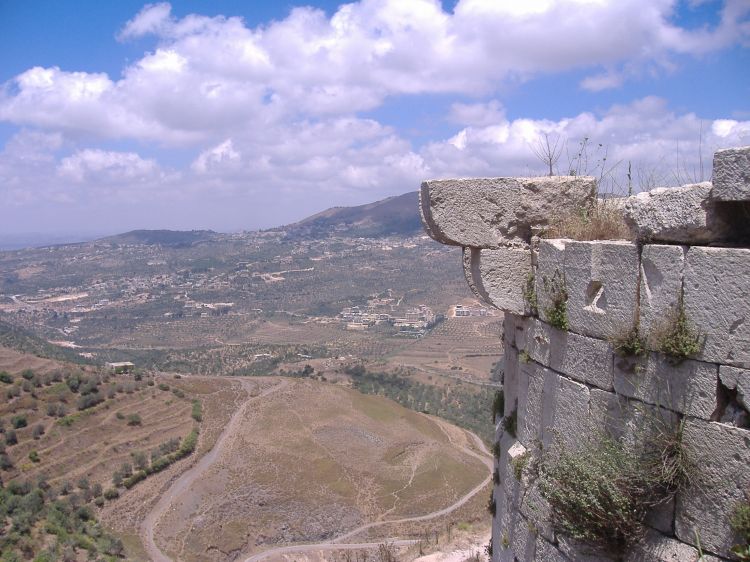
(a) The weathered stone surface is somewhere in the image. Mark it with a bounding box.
[644,497,675,535]
[463,246,531,314]
[516,361,544,447]
[639,244,686,343]
[589,388,623,435]
[519,479,554,542]
[623,182,731,243]
[540,371,591,450]
[557,536,618,561]
[523,317,614,390]
[510,513,537,561]
[493,485,512,562]
[503,345,519,420]
[535,538,570,562]
[565,240,640,340]
[684,246,750,368]
[535,239,567,326]
[713,145,750,201]
[625,528,701,562]
[613,354,717,419]
[718,365,750,426]
[675,419,750,558]
[420,176,596,247]
[504,312,530,351]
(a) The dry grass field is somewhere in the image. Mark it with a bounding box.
[149,379,489,562]
[384,317,503,383]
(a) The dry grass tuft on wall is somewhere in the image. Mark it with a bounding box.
[543,199,631,241]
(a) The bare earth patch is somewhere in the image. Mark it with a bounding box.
[147,378,488,562]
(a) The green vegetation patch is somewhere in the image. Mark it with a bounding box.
[539,420,694,555]
[345,365,495,443]
[0,480,124,560]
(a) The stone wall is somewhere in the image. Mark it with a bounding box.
[420,146,750,562]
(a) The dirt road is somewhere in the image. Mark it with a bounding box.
[140,379,492,562]
[244,419,493,562]
[140,378,289,562]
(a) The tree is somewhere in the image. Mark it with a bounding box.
[531,132,563,176]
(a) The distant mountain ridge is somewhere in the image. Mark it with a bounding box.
[101,229,219,247]
[281,191,421,238]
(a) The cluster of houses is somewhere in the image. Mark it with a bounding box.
[340,300,437,336]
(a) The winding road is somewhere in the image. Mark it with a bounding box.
[140,378,290,562]
[243,419,493,562]
[139,378,493,562]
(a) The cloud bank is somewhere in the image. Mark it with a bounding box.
[0,0,749,232]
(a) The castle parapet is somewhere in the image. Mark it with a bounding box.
[421,145,750,561]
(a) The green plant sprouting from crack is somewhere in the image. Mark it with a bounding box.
[731,500,750,560]
[538,417,694,555]
[523,272,538,316]
[657,298,701,363]
[612,325,646,358]
[503,407,518,439]
[542,270,568,331]
[512,451,530,481]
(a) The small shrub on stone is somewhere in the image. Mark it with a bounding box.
[503,408,518,439]
[523,272,538,316]
[542,270,568,331]
[486,492,496,517]
[492,441,502,459]
[657,300,701,363]
[539,420,693,555]
[612,326,646,358]
[512,451,530,481]
[491,390,504,424]
[731,501,750,559]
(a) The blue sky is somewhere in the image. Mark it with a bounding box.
[0,0,749,237]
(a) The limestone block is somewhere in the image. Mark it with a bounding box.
[557,536,618,561]
[510,513,537,561]
[463,246,531,314]
[644,497,675,535]
[623,183,731,243]
[675,419,750,558]
[506,313,529,350]
[420,176,596,247]
[519,480,554,542]
[523,317,614,390]
[503,345,519,419]
[541,374,591,450]
[535,538,570,562]
[499,434,524,511]
[517,361,544,447]
[493,486,513,562]
[565,240,640,340]
[535,239,568,326]
[684,247,750,368]
[712,145,750,201]
[589,388,624,436]
[639,245,686,343]
[718,365,750,426]
[613,354,717,420]
[624,528,701,562]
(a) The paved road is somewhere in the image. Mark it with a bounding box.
[140,378,289,562]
